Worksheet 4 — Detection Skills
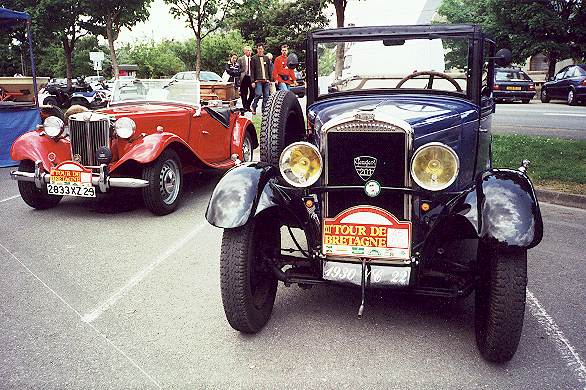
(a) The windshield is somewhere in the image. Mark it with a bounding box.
[317,37,470,97]
[495,70,530,81]
[111,78,200,106]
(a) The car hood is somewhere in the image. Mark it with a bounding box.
[309,94,479,137]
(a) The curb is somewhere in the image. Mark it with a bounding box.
[535,188,586,210]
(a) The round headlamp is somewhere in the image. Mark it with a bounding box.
[279,142,322,187]
[43,116,64,138]
[410,142,459,191]
[114,117,136,139]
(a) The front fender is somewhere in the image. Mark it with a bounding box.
[476,169,543,250]
[110,132,194,171]
[206,162,280,228]
[10,130,72,171]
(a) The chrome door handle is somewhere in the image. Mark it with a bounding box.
[202,130,209,135]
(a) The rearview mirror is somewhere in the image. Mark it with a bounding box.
[494,48,512,67]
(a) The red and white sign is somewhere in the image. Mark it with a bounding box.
[322,206,411,260]
[50,161,92,187]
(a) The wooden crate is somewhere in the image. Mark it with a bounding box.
[200,81,236,102]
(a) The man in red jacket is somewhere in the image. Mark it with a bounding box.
[272,44,296,91]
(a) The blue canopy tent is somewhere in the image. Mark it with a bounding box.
[0,7,42,167]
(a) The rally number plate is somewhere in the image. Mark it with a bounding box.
[47,184,96,198]
[323,261,410,287]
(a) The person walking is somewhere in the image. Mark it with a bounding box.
[225,53,241,98]
[237,45,254,111]
[272,44,296,91]
[250,43,272,115]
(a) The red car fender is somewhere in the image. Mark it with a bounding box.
[10,130,72,171]
[232,115,256,158]
[110,132,198,172]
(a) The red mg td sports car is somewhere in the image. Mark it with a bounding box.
[10,79,256,215]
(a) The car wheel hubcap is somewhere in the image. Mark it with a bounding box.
[568,91,574,103]
[243,136,252,162]
[159,159,180,205]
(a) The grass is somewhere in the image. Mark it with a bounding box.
[492,134,586,195]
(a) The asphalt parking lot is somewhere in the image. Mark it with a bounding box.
[1,164,585,389]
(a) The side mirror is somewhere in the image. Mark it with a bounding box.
[494,49,512,67]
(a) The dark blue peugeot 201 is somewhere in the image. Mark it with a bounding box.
[206,25,543,363]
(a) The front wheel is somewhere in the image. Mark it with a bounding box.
[540,88,550,103]
[220,213,279,333]
[141,149,183,215]
[17,160,62,210]
[567,89,577,105]
[475,247,527,362]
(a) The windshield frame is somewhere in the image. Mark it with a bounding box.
[306,24,490,106]
[109,78,201,107]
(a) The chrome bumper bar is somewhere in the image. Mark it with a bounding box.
[10,161,149,192]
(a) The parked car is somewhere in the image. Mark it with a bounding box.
[10,78,257,215]
[39,77,109,109]
[171,71,223,82]
[206,24,543,363]
[541,64,586,105]
[493,67,535,103]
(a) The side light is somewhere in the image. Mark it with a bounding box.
[43,116,64,138]
[410,142,459,191]
[279,142,322,187]
[114,117,136,139]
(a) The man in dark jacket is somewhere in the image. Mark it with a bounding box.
[237,46,254,111]
[250,43,272,115]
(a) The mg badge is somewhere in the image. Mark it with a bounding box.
[73,154,82,163]
[364,180,381,197]
[354,156,377,181]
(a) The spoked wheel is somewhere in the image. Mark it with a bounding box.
[475,247,527,362]
[220,213,279,333]
[142,149,183,215]
[242,132,253,162]
[17,160,62,210]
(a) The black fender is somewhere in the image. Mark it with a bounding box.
[476,169,543,250]
[205,162,281,228]
[427,168,542,252]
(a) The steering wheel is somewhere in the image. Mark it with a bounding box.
[396,71,463,92]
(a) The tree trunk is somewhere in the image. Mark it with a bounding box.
[63,38,74,90]
[106,13,119,79]
[195,34,201,78]
[334,0,346,79]
[547,52,558,79]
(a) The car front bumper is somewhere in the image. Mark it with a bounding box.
[10,160,149,193]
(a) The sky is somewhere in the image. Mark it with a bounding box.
[117,0,429,46]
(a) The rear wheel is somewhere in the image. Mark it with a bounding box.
[220,213,279,333]
[567,89,577,105]
[540,88,550,103]
[141,149,183,215]
[43,96,59,106]
[260,90,305,166]
[17,160,62,210]
[70,97,89,108]
[475,247,527,362]
[242,132,253,162]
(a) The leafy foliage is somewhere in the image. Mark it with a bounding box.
[117,40,186,78]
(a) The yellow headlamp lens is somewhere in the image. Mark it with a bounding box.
[279,142,322,187]
[411,142,459,191]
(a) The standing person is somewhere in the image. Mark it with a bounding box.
[237,46,254,111]
[250,43,272,115]
[225,53,241,97]
[272,44,296,91]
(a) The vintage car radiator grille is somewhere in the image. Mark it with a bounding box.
[69,117,110,166]
[325,122,409,219]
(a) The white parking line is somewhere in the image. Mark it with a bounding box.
[543,113,586,117]
[0,195,21,203]
[0,242,162,389]
[82,222,209,324]
[527,290,586,388]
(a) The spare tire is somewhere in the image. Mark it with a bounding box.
[260,90,305,166]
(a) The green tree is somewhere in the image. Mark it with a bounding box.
[164,0,234,77]
[438,0,586,77]
[117,40,186,78]
[85,0,153,79]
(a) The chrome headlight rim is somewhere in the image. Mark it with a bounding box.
[114,117,136,139]
[410,142,460,191]
[43,116,64,138]
[279,141,323,188]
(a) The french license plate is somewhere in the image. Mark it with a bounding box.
[506,86,522,90]
[322,205,411,260]
[49,161,95,198]
[323,261,410,286]
[47,184,96,197]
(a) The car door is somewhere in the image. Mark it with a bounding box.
[192,107,233,163]
[549,66,569,98]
